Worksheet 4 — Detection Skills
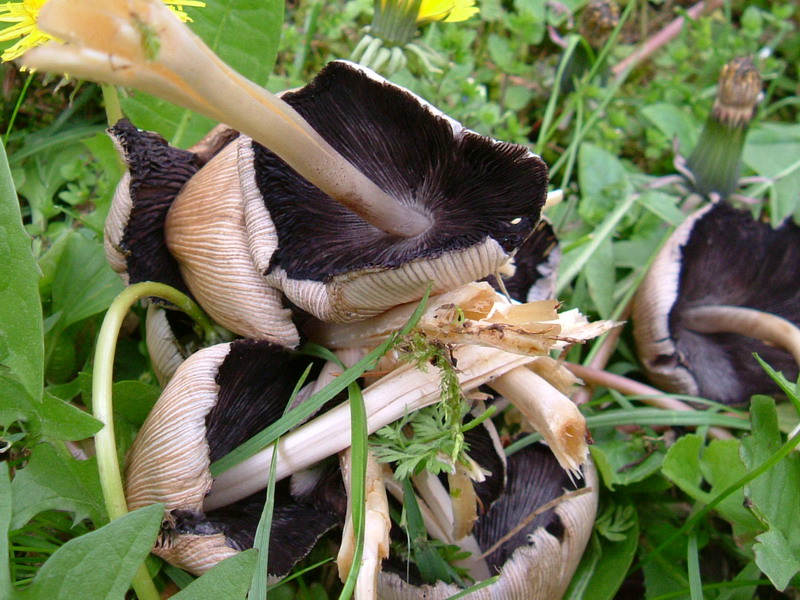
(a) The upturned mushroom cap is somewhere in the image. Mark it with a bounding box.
[632,202,800,404]
[166,60,548,333]
[125,339,341,575]
[379,442,598,599]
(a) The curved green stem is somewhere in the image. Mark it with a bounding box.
[92,281,214,600]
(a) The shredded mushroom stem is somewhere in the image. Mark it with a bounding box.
[338,449,390,600]
[204,344,540,510]
[24,0,430,238]
[683,304,800,366]
[308,281,617,355]
[489,367,588,475]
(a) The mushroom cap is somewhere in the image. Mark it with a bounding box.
[165,137,301,346]
[250,61,548,322]
[105,119,202,292]
[125,339,341,575]
[166,60,549,336]
[379,442,598,599]
[632,202,800,404]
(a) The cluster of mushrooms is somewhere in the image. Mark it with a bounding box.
[23,0,800,596]
[17,2,608,595]
[105,60,609,598]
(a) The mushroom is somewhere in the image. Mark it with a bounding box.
[632,201,800,405]
[157,60,549,340]
[124,339,344,575]
[26,0,549,344]
[378,442,598,599]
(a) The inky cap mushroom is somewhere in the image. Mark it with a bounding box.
[165,60,548,334]
[633,201,800,404]
[379,442,598,599]
[125,339,343,575]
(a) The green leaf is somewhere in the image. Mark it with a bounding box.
[577,143,632,225]
[11,442,106,529]
[109,380,161,427]
[0,139,43,402]
[741,396,800,590]
[15,503,163,600]
[635,190,686,227]
[51,232,124,331]
[121,0,285,147]
[661,434,759,535]
[641,103,700,154]
[172,550,258,600]
[584,237,615,319]
[742,123,800,224]
[0,463,12,599]
[564,501,639,600]
[0,377,102,441]
[588,429,664,491]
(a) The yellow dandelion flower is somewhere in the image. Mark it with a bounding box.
[416,0,479,24]
[0,0,204,63]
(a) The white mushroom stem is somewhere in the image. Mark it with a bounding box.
[25,0,431,238]
[683,305,800,366]
[383,474,491,582]
[204,345,539,511]
[338,449,390,600]
[410,470,491,581]
[489,367,588,475]
[411,470,455,541]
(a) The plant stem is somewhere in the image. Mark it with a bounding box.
[100,84,124,126]
[3,72,34,145]
[92,281,215,600]
[565,363,736,440]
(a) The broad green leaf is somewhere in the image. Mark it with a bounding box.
[172,550,258,599]
[122,0,285,147]
[662,434,759,535]
[743,123,800,225]
[589,430,663,491]
[577,143,632,226]
[0,377,102,441]
[0,140,43,402]
[109,380,161,427]
[51,232,124,330]
[564,501,639,600]
[15,503,163,600]
[741,396,800,590]
[0,463,11,599]
[11,442,106,529]
[641,103,700,154]
[584,237,615,319]
[635,190,686,227]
